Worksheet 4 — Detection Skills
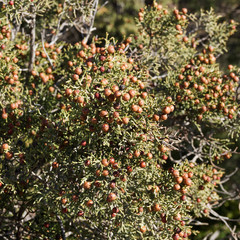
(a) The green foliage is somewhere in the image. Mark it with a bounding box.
[0,1,239,239]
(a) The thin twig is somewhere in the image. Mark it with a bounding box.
[210,209,238,240]
[56,215,66,240]
[41,30,53,68]
[84,0,99,42]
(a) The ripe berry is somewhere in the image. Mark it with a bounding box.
[2,143,9,151]
[108,45,115,54]
[140,161,146,168]
[102,123,109,132]
[62,207,68,213]
[107,193,117,202]
[140,226,147,233]
[122,117,129,124]
[86,200,93,207]
[174,184,181,191]
[181,195,187,201]
[83,181,91,190]
[77,210,84,216]
[153,203,161,212]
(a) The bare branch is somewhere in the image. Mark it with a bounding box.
[41,30,53,68]
[84,0,99,43]
[220,168,239,184]
[210,209,239,240]
[56,215,66,240]
[28,4,36,73]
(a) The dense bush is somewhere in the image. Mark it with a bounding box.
[0,1,239,239]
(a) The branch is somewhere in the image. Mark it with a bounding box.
[151,72,168,80]
[56,215,66,240]
[210,209,239,240]
[84,0,99,43]
[99,0,108,10]
[49,0,67,45]
[190,220,209,226]
[11,16,22,41]
[28,4,36,73]
[220,167,239,184]
[41,30,53,68]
